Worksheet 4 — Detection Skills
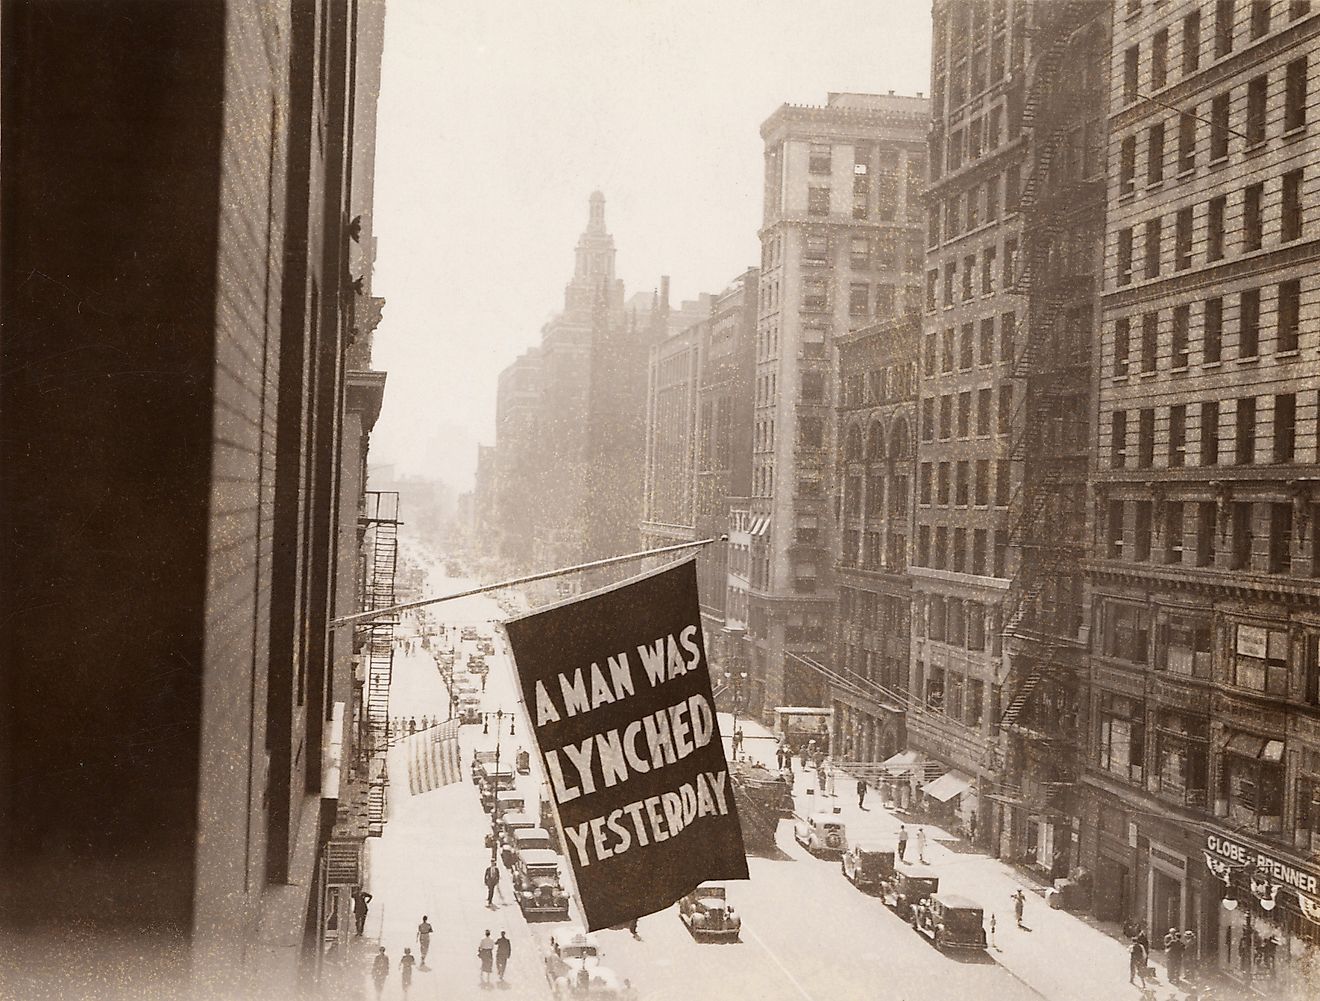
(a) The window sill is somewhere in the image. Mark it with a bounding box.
[1203,360,1222,369]
[1177,166,1196,180]
[1113,373,1130,382]
[1208,155,1230,170]
[1277,349,1301,360]
[1282,124,1309,142]
[1139,370,1158,379]
[1170,364,1189,374]
[1119,188,1136,202]
[1146,179,1165,192]
[1235,355,1261,365]
[1244,140,1270,158]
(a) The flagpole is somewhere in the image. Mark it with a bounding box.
[331,536,722,629]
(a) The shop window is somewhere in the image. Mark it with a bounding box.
[1099,692,1145,784]
[1158,612,1213,677]
[1103,602,1150,664]
[1221,734,1285,835]
[1233,624,1289,694]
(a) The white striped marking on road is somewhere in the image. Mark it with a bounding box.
[743,926,819,1001]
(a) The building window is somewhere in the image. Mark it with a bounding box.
[1114,317,1131,376]
[808,186,830,216]
[1104,603,1150,664]
[981,246,997,294]
[926,270,938,311]
[805,234,829,262]
[919,462,933,505]
[1223,734,1285,835]
[1179,110,1197,173]
[1251,0,1271,37]
[1270,502,1294,572]
[958,325,973,370]
[998,384,1012,435]
[1124,46,1140,104]
[1215,0,1235,58]
[798,415,824,448]
[1247,75,1268,146]
[1282,169,1304,242]
[1211,92,1230,160]
[979,318,995,365]
[1153,28,1169,89]
[1278,279,1301,352]
[1112,410,1128,468]
[941,328,954,371]
[1120,135,1137,194]
[962,254,975,300]
[1158,611,1213,678]
[1286,58,1308,131]
[1236,396,1257,463]
[995,461,1010,506]
[1275,393,1297,462]
[849,283,869,316]
[1296,775,1320,853]
[1240,287,1260,357]
[939,394,952,439]
[1231,501,1254,569]
[1000,311,1016,362]
[1136,500,1153,559]
[1197,501,1217,566]
[1292,1,1313,19]
[1172,305,1190,368]
[1201,400,1220,465]
[1175,207,1193,269]
[1141,311,1158,372]
[1148,122,1166,184]
[1208,195,1225,260]
[985,175,1000,221]
[973,529,988,576]
[809,142,832,174]
[1165,501,1186,563]
[1156,711,1209,807]
[1170,404,1187,466]
[1107,500,1125,558]
[934,526,948,569]
[957,390,971,437]
[1005,164,1020,211]
[1117,228,1134,285]
[943,264,955,306]
[921,397,934,441]
[1099,692,1146,784]
[802,279,828,311]
[1205,296,1223,362]
[993,530,1008,577]
[1183,10,1202,74]
[974,459,989,507]
[1145,217,1162,277]
[952,528,967,572]
[937,462,950,504]
[955,460,969,506]
[1244,182,1264,251]
[917,525,930,565]
[1139,408,1156,468]
[977,388,992,435]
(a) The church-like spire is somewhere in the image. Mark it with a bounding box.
[573,191,616,285]
[586,190,607,235]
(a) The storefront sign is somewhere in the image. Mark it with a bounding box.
[504,560,748,931]
[1204,831,1320,900]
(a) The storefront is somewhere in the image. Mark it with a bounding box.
[1203,828,1320,999]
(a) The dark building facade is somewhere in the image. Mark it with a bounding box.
[0,3,387,997]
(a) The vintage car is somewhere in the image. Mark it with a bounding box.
[678,883,741,941]
[467,654,489,675]
[460,698,483,725]
[478,639,495,656]
[840,843,895,891]
[460,626,480,641]
[452,675,479,696]
[514,848,570,920]
[472,749,499,784]
[545,933,634,999]
[545,928,601,980]
[911,893,988,951]
[513,827,554,855]
[516,748,532,774]
[792,812,848,857]
[880,863,941,920]
[489,789,526,817]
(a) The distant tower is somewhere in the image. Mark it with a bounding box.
[569,191,617,310]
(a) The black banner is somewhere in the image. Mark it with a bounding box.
[504,559,748,930]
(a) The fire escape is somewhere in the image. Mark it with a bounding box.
[994,2,1104,826]
[362,490,400,837]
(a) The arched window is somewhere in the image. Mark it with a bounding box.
[844,425,864,462]
[866,421,887,462]
[889,418,912,462]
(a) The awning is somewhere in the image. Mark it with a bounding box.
[923,769,973,803]
[1226,731,1285,761]
[881,750,925,775]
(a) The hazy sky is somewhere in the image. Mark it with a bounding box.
[370,0,932,488]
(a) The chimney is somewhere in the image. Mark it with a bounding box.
[659,276,670,311]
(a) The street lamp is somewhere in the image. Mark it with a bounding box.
[483,708,517,864]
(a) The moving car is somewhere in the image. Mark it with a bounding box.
[460,697,483,725]
[911,893,988,951]
[793,812,848,856]
[880,863,941,920]
[841,843,895,891]
[544,928,601,982]
[678,883,741,941]
[513,848,570,920]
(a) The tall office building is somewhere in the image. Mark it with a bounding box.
[750,92,929,715]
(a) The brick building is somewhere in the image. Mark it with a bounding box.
[1084,2,1320,992]
[0,3,387,997]
[752,91,930,715]
[494,346,544,564]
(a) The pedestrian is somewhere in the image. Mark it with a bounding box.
[857,778,868,809]
[1135,924,1150,954]
[816,763,826,793]
[484,860,501,906]
[408,716,417,734]
[477,929,495,985]
[627,916,639,938]
[968,810,977,843]
[897,824,909,861]
[1130,937,1149,986]
[915,826,928,863]
[799,744,807,770]
[1011,888,1026,928]
[495,930,512,981]
[416,914,433,966]
[1166,927,1184,983]
[1182,929,1198,980]
[400,947,416,995]
[481,674,488,692]
[353,889,373,936]
[371,947,389,1000]
[733,727,744,755]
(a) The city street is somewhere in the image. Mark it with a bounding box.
[355,537,1164,1001]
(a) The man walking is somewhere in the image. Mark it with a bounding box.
[416,914,433,967]
[1129,937,1149,987]
[353,889,373,936]
[857,778,868,809]
[897,824,909,861]
[1011,888,1026,928]
[371,947,389,1000]
[484,860,501,906]
[915,826,928,863]
[495,930,512,982]
[478,930,495,986]
[399,947,416,996]
[1165,927,1184,983]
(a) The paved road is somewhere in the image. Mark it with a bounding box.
[370,540,1050,1001]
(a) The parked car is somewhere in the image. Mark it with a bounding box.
[792,812,848,856]
[880,863,941,920]
[488,811,536,851]
[460,626,480,641]
[460,698,483,725]
[472,749,499,784]
[677,883,741,941]
[513,848,570,920]
[911,893,988,951]
[841,843,895,891]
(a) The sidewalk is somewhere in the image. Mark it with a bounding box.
[720,712,1202,1001]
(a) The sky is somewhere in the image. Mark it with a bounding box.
[369,0,933,489]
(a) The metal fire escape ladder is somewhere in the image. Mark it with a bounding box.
[362,491,400,837]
